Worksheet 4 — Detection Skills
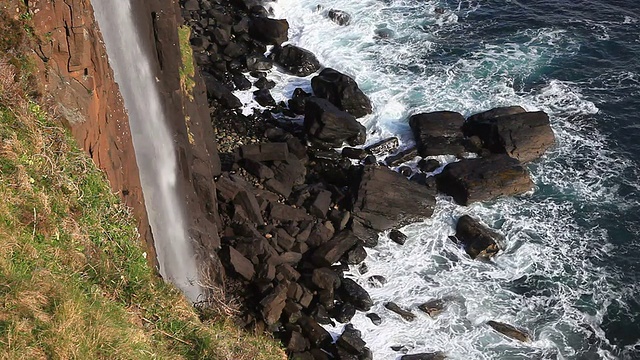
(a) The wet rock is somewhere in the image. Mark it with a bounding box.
[374,28,394,38]
[384,147,418,166]
[337,324,366,354]
[365,137,399,156]
[342,147,368,160]
[249,17,289,45]
[254,89,276,107]
[389,229,408,245]
[272,44,321,77]
[352,166,435,232]
[343,243,367,264]
[366,313,382,325]
[436,155,533,205]
[464,110,555,163]
[466,106,526,123]
[232,73,252,90]
[311,68,373,118]
[220,245,255,281]
[328,9,352,26]
[454,215,502,259]
[398,166,412,177]
[312,231,360,267]
[487,321,532,342]
[254,77,276,90]
[418,159,440,173]
[418,299,446,317]
[304,97,366,146]
[363,155,377,165]
[333,303,357,323]
[246,54,273,71]
[401,352,446,360]
[339,278,373,311]
[409,111,466,156]
[288,88,311,115]
[384,302,416,321]
[367,275,386,287]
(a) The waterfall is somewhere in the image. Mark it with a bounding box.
[93,0,200,301]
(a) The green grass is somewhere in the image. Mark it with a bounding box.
[178,25,196,101]
[0,6,285,360]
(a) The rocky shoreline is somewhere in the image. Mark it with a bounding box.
[180,0,555,358]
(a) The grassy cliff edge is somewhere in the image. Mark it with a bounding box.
[0,7,284,360]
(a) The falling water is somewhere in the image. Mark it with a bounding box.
[93,1,200,301]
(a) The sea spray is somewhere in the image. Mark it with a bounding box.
[93,1,200,301]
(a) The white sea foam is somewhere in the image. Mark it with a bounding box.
[259,0,639,358]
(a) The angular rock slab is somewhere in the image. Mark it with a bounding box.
[409,111,466,156]
[436,155,533,205]
[311,68,373,118]
[352,165,435,232]
[454,215,503,259]
[304,97,366,146]
[464,110,555,163]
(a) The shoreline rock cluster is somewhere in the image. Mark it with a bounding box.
[180,0,554,358]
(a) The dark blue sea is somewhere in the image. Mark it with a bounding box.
[262,1,640,358]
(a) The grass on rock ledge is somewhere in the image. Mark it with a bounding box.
[0,6,285,360]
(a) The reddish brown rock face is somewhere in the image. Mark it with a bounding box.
[28,0,155,264]
[26,0,224,284]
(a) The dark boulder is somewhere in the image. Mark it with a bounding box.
[436,155,533,205]
[366,137,399,156]
[342,147,367,160]
[466,105,526,123]
[220,246,255,281]
[454,215,502,259]
[311,68,372,118]
[304,97,366,147]
[401,353,446,360]
[352,166,435,233]
[240,143,289,162]
[464,110,555,163]
[288,88,311,115]
[366,313,382,325]
[260,283,288,325]
[298,316,332,348]
[203,72,242,109]
[311,231,360,267]
[333,303,356,323]
[245,54,273,71]
[338,278,373,311]
[254,89,276,107]
[311,267,342,290]
[249,17,289,45]
[409,111,466,156]
[384,147,418,166]
[418,159,440,173]
[418,299,446,317]
[272,45,321,77]
[286,331,310,352]
[337,324,366,354]
[487,321,532,342]
[328,9,352,26]
[389,229,408,245]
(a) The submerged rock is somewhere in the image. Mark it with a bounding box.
[328,9,352,26]
[487,320,532,342]
[384,302,416,321]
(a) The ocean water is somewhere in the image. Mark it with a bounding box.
[260,0,640,358]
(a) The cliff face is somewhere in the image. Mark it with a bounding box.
[27,0,224,282]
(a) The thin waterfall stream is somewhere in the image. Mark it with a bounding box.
[93,0,200,301]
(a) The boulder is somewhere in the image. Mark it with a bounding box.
[245,54,273,71]
[338,278,373,311]
[309,190,332,218]
[311,68,372,118]
[466,106,526,123]
[464,110,555,163]
[311,267,342,290]
[286,331,309,352]
[454,215,502,259]
[342,147,368,160]
[311,231,360,267]
[337,324,366,354]
[298,316,332,348]
[436,155,533,205]
[352,166,435,232]
[233,190,264,226]
[384,302,416,321]
[418,299,445,317]
[202,72,242,108]
[260,283,288,325]
[249,17,289,45]
[272,45,321,77]
[304,97,366,146]
[366,137,399,156]
[384,147,418,166]
[401,353,446,360]
[240,143,289,162]
[389,229,408,245]
[220,246,255,281]
[328,9,352,26]
[333,303,356,323]
[409,111,466,156]
[487,321,532,342]
[418,159,440,173]
[254,89,276,107]
[366,313,382,325]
